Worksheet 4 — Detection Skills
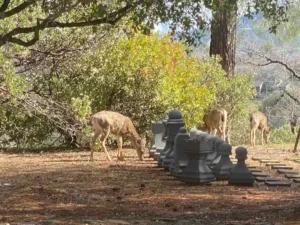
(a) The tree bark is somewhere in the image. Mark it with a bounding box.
[293,127,300,153]
[210,1,238,77]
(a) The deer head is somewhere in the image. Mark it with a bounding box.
[134,137,147,161]
[264,126,272,144]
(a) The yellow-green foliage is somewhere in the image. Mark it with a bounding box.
[200,70,254,145]
[64,32,227,136]
[158,57,224,128]
[112,34,224,128]
[270,124,297,144]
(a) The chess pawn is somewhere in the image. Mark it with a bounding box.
[212,143,234,180]
[228,147,254,186]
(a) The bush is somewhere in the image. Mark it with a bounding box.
[270,124,297,144]
[0,30,256,148]
[63,33,226,142]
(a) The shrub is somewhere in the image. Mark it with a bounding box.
[270,124,297,144]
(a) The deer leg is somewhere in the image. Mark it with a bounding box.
[222,125,226,142]
[100,128,112,162]
[117,135,124,161]
[250,129,253,146]
[211,128,217,136]
[253,129,256,147]
[261,129,265,145]
[217,127,225,141]
[90,130,101,162]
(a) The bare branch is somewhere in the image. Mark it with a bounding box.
[242,48,300,81]
[284,90,300,105]
[30,47,86,56]
[261,57,300,81]
[243,61,272,67]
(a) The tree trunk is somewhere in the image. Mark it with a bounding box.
[210,1,238,77]
[293,127,300,153]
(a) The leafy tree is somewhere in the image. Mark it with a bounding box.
[208,0,289,76]
[0,0,290,75]
[0,0,143,47]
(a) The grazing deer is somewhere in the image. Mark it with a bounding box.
[200,108,227,141]
[250,111,271,146]
[89,111,146,162]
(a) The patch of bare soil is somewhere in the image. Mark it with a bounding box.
[0,145,300,225]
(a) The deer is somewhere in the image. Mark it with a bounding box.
[199,108,228,141]
[89,111,146,162]
[250,111,272,146]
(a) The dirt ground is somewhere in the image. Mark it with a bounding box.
[1,145,300,225]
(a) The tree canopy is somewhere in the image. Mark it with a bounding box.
[0,0,290,48]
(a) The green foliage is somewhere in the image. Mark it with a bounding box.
[229,99,261,146]
[65,33,225,136]
[0,0,294,150]
[200,70,254,145]
[212,73,254,117]
[270,124,297,144]
[71,95,92,123]
[0,0,290,48]
[1,28,256,147]
[254,1,300,45]
[158,56,222,128]
[0,52,28,98]
[0,104,55,148]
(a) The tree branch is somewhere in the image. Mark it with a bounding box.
[0,0,35,19]
[284,90,300,105]
[8,28,39,47]
[0,3,133,47]
[242,48,300,81]
[0,0,10,12]
[264,58,300,81]
[244,61,272,67]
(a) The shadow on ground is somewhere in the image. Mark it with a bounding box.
[0,148,300,225]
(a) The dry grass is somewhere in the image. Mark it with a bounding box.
[0,145,300,225]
